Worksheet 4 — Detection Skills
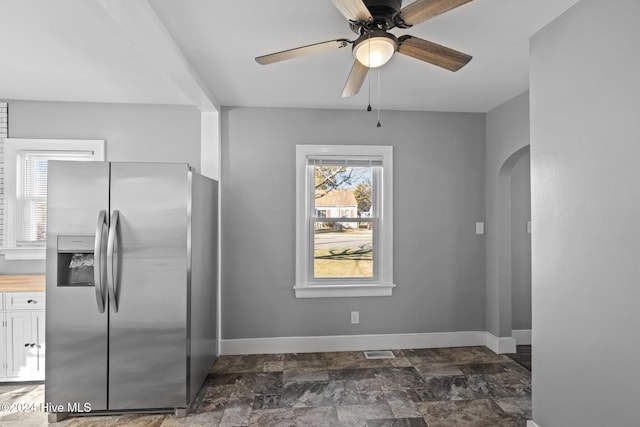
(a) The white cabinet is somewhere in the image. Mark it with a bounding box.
[0,291,45,381]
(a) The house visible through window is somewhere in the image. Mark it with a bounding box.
[295,145,395,298]
[2,139,104,260]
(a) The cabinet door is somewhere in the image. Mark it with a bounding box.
[6,311,34,378]
[33,311,46,376]
[0,313,5,379]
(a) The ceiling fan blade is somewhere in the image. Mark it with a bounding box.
[331,0,373,22]
[256,39,350,65]
[398,35,471,71]
[341,59,369,97]
[398,0,473,27]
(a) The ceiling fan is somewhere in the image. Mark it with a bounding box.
[255,0,474,98]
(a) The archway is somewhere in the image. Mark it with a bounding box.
[497,145,531,344]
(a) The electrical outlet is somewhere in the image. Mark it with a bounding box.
[351,311,360,324]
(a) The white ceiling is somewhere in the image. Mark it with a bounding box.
[0,0,581,113]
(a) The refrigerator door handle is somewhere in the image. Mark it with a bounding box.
[93,210,108,313]
[107,210,121,313]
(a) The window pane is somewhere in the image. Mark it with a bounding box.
[17,158,49,243]
[18,198,47,243]
[16,151,94,245]
[314,166,373,218]
[314,222,373,278]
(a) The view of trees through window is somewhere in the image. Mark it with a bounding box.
[313,165,374,279]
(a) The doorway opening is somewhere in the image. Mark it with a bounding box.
[498,145,531,368]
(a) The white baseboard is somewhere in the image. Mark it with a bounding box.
[512,329,532,345]
[220,331,515,356]
[526,421,539,427]
[485,333,516,354]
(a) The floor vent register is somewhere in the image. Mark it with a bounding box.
[363,350,396,360]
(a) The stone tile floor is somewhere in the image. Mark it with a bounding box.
[0,346,531,426]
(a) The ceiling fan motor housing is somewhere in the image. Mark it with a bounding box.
[349,0,403,33]
[364,0,403,23]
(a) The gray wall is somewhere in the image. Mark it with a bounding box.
[1,100,201,275]
[221,107,486,339]
[485,92,530,337]
[530,0,640,425]
[510,152,531,331]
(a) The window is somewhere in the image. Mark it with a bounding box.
[2,139,105,260]
[295,145,395,298]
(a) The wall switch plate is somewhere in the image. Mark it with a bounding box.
[475,222,485,235]
[351,311,359,324]
[527,221,532,234]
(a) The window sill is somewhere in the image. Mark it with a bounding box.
[1,248,46,261]
[293,283,396,298]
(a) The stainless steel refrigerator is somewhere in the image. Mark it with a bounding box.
[45,161,218,420]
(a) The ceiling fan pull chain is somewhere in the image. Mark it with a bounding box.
[366,69,372,111]
[377,67,382,128]
[367,32,372,112]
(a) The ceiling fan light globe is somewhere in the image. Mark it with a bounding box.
[367,50,386,68]
[353,33,397,68]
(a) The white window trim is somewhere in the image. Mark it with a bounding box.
[294,144,395,298]
[2,138,105,261]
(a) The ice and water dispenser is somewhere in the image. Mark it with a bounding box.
[57,236,95,286]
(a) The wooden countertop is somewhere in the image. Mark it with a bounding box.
[0,275,46,292]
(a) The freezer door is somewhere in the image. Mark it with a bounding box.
[45,161,110,411]
[108,163,189,410]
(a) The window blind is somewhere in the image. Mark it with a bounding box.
[307,155,383,167]
[16,150,94,244]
